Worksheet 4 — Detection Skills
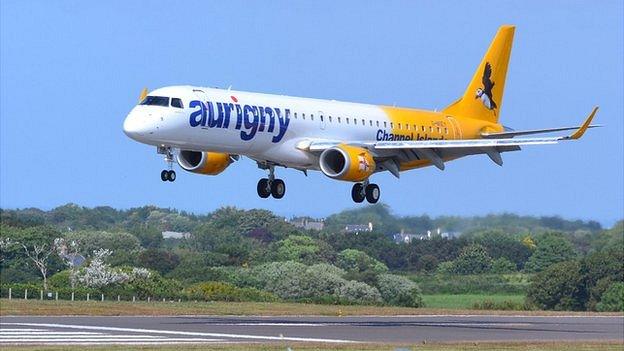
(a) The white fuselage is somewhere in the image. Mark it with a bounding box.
[124,85,397,170]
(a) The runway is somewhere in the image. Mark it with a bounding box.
[1,315,623,346]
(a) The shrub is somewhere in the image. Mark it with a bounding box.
[376,274,423,307]
[436,261,455,275]
[596,282,624,312]
[472,299,534,311]
[452,244,492,274]
[491,257,517,274]
[524,232,577,273]
[415,254,438,272]
[185,281,277,302]
[527,260,587,310]
[336,280,382,305]
[252,261,308,299]
[336,249,388,274]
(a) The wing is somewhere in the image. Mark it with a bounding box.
[483,63,492,83]
[299,107,599,176]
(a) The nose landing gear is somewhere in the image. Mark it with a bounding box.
[257,164,286,199]
[158,146,176,182]
[351,180,380,204]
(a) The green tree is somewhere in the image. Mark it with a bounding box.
[596,282,624,312]
[582,245,624,310]
[137,248,180,275]
[471,230,532,269]
[64,231,140,266]
[524,232,577,272]
[452,244,492,274]
[491,257,517,274]
[527,260,587,310]
[275,235,320,263]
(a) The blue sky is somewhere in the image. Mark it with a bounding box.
[1,1,622,226]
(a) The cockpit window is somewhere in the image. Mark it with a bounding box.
[139,96,170,107]
[171,98,183,109]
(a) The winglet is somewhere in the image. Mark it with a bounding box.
[570,106,599,140]
[138,87,148,103]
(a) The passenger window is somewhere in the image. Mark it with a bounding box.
[445,128,448,134]
[398,123,402,130]
[376,121,379,127]
[346,118,350,124]
[320,115,324,122]
[354,119,357,125]
[421,126,425,131]
[406,124,410,130]
[361,119,365,125]
[384,121,387,128]
[303,113,306,120]
[390,122,394,128]
[369,120,373,126]
[311,114,314,121]
[294,112,298,119]
[329,116,332,123]
[429,126,433,132]
[338,117,341,123]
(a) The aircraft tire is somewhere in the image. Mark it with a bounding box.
[351,183,365,203]
[257,178,271,198]
[271,179,286,199]
[167,170,176,182]
[161,170,169,181]
[365,183,380,204]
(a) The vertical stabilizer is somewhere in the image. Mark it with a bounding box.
[443,25,515,123]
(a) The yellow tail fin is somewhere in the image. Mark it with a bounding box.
[444,25,515,123]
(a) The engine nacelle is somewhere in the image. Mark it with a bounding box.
[319,145,375,182]
[177,150,232,175]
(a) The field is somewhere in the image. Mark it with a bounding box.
[0,298,617,317]
[422,293,525,309]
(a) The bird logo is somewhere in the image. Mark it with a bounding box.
[475,62,497,110]
[358,153,370,172]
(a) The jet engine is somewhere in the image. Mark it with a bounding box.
[319,145,375,182]
[177,150,232,175]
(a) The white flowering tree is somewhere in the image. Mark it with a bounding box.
[21,241,57,290]
[76,249,129,288]
[54,238,84,290]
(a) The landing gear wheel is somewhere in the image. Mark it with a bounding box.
[365,183,380,204]
[161,170,169,182]
[271,179,286,199]
[351,183,365,203]
[167,170,176,182]
[257,178,271,198]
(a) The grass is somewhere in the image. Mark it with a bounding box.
[1,341,623,350]
[1,298,620,317]
[421,294,525,309]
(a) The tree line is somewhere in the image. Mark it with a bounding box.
[0,204,621,311]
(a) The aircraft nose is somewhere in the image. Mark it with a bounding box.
[123,110,148,140]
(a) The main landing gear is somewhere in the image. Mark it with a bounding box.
[257,165,285,199]
[351,180,380,204]
[157,146,176,182]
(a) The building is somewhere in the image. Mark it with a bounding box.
[392,228,458,243]
[162,231,190,239]
[344,222,373,234]
[288,217,325,231]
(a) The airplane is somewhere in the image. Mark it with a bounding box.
[123,25,599,204]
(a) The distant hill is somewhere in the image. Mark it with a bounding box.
[1,202,605,237]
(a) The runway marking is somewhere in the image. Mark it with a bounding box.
[204,322,531,327]
[1,322,357,343]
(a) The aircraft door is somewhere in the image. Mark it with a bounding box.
[446,116,463,139]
